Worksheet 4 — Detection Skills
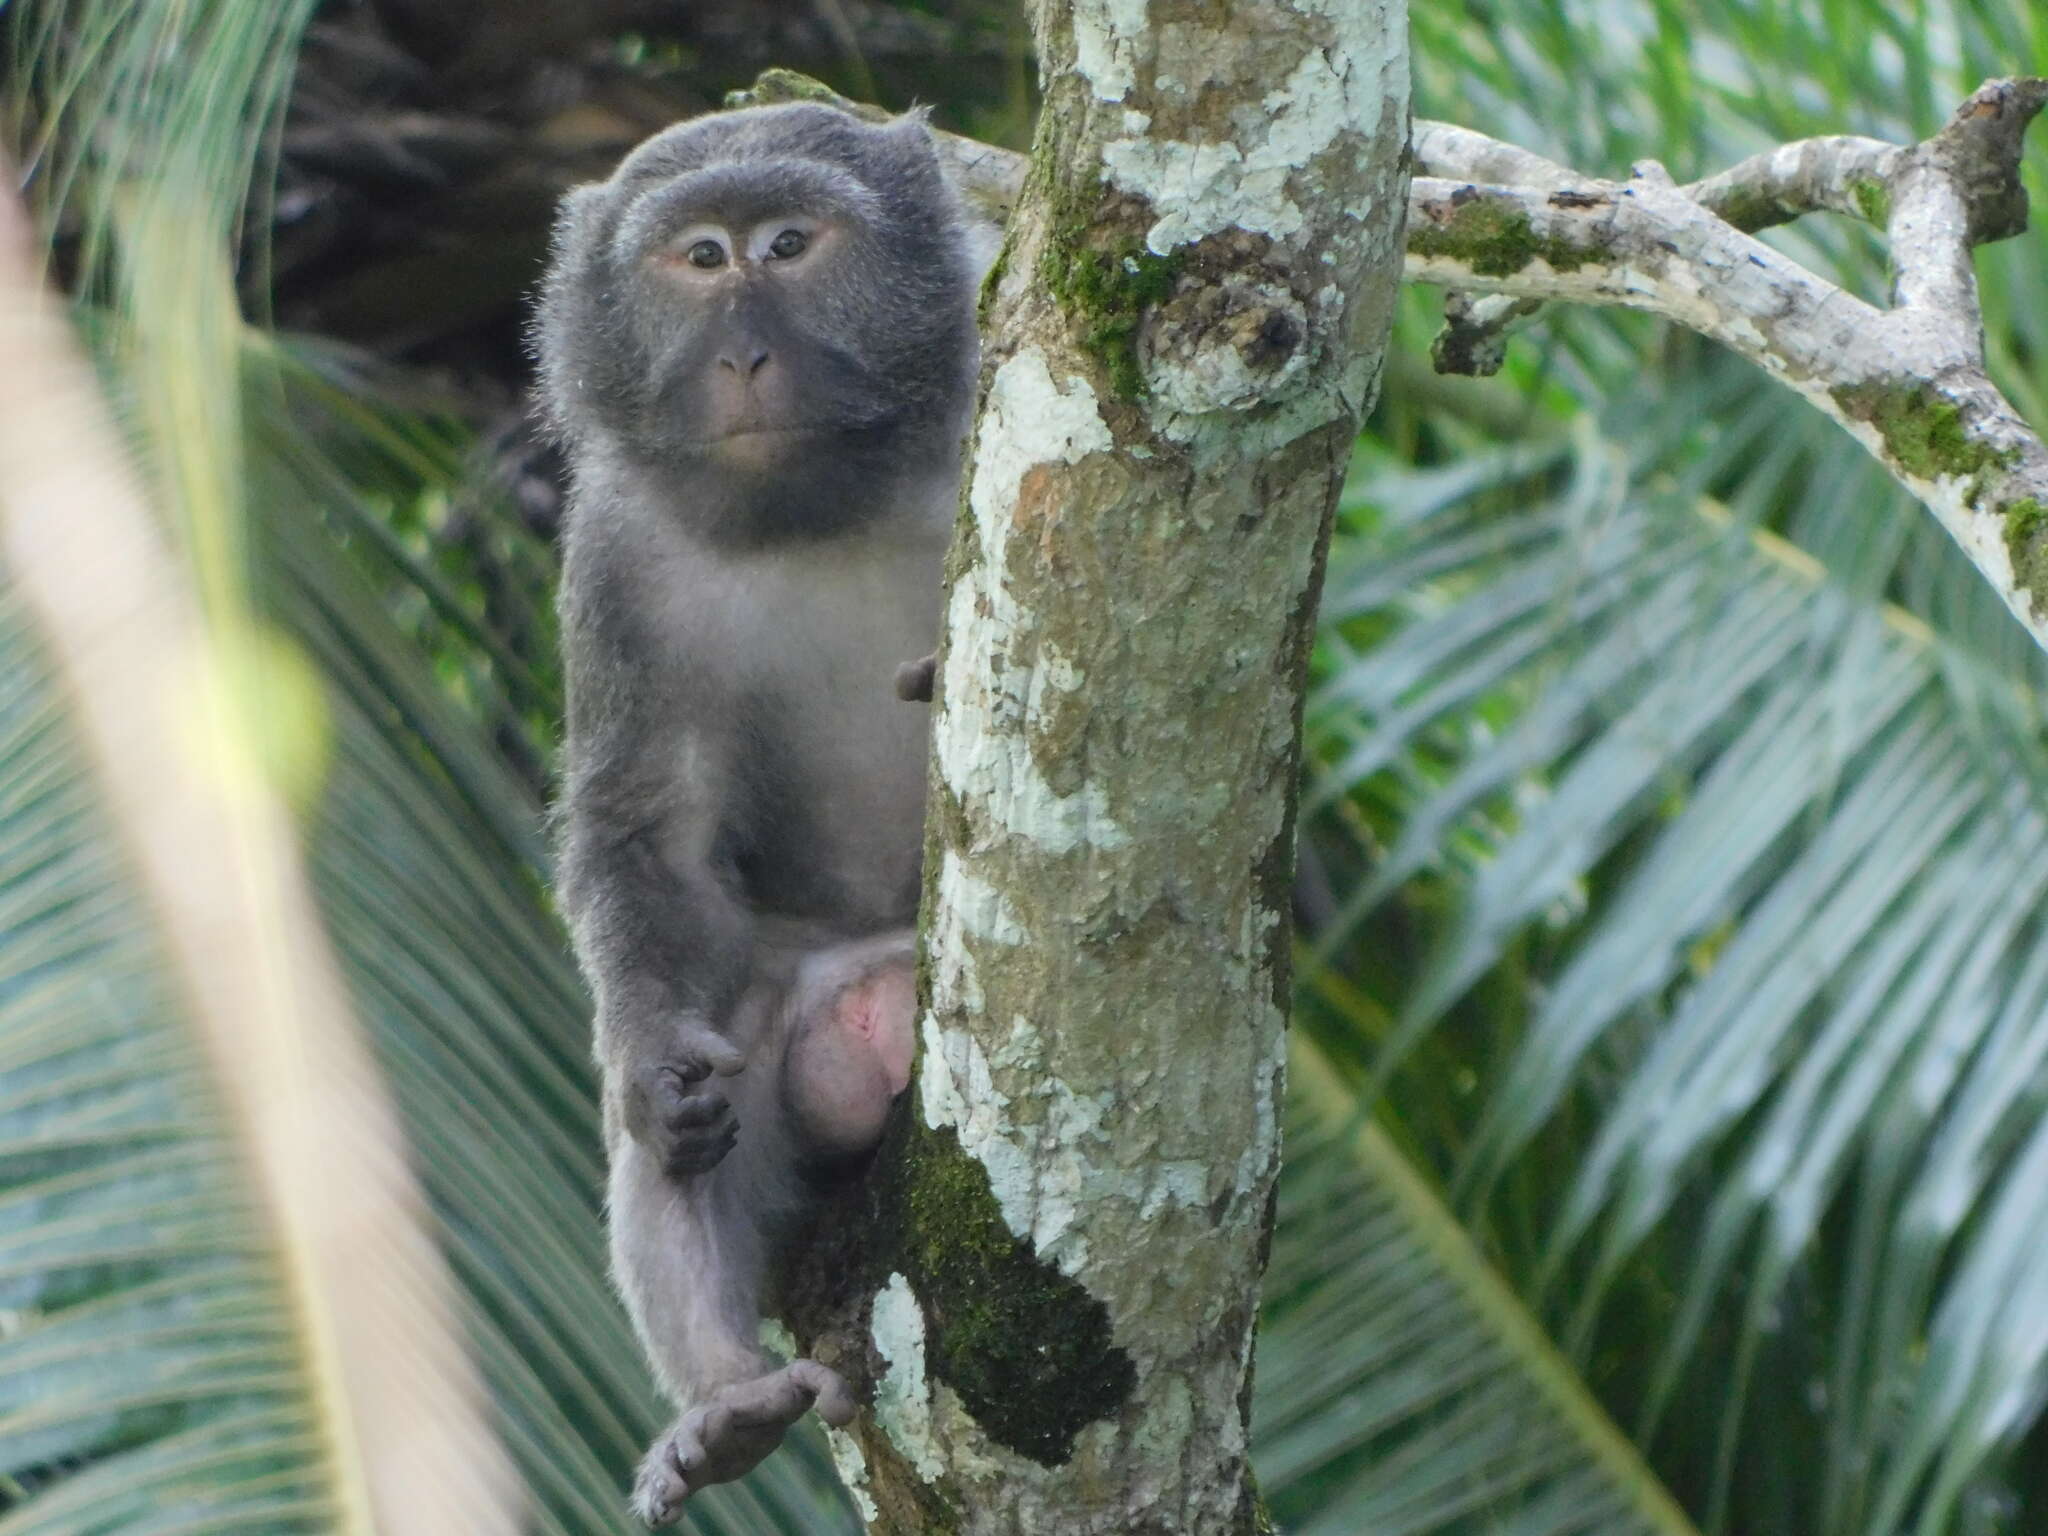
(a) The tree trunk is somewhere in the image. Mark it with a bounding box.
[791,5,1409,1530]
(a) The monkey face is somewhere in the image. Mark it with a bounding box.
[618,166,900,458]
[536,103,979,533]
[641,214,834,459]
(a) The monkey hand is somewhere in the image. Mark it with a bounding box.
[893,651,936,703]
[632,1359,857,1525]
[628,1024,747,1177]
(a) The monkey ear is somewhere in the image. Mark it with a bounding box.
[550,184,610,258]
[884,106,939,158]
[878,107,949,204]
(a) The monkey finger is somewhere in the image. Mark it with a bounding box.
[663,1123,738,1177]
[671,1027,747,1079]
[894,653,936,702]
[702,1041,747,1077]
[663,1089,731,1129]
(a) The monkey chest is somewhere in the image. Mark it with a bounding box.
[720,554,939,922]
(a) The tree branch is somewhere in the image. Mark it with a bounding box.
[1410,78,2048,652]
[737,71,2048,655]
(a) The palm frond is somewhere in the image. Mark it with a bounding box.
[1255,1031,1700,1536]
[1305,423,2048,1533]
[0,591,328,1535]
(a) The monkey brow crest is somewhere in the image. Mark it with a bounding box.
[622,159,885,241]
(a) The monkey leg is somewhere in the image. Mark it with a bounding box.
[779,931,917,1158]
[609,934,915,1524]
[610,1061,847,1525]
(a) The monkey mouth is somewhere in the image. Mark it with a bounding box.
[705,425,824,442]
[689,420,896,455]
[692,424,832,471]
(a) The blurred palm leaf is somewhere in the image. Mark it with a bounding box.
[0,311,858,1536]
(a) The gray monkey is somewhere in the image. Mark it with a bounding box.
[534,102,979,1524]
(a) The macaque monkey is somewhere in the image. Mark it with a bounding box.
[536,102,977,1522]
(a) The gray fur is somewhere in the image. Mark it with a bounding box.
[534,103,977,1521]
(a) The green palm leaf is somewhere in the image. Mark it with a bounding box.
[1301,418,2048,1533]
[1255,1032,1700,1536]
[1259,6,2048,1533]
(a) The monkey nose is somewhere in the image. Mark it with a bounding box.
[717,347,771,378]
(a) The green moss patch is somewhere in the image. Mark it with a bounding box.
[1832,380,2015,483]
[1849,176,1892,228]
[2004,497,2048,615]
[726,68,846,110]
[1409,194,1594,278]
[1039,176,1182,400]
[886,1118,1136,1464]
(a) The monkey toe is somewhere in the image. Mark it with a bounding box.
[633,1359,853,1516]
[629,1448,688,1528]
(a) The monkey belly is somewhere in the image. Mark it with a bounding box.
[779,944,915,1158]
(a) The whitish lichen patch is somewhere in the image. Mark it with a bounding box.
[924,849,1026,1013]
[1101,35,1378,251]
[935,848,1027,947]
[1071,0,1150,102]
[918,1016,1131,1273]
[966,350,1114,529]
[935,352,1130,853]
[870,1273,946,1482]
[824,1427,880,1523]
[757,1318,798,1359]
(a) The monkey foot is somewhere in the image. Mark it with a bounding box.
[632,1359,857,1526]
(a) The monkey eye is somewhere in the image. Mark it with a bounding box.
[766,229,808,260]
[685,238,726,269]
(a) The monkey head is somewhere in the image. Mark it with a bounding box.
[536,103,979,543]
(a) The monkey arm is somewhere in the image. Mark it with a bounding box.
[557,560,765,1168]
[557,760,753,1029]
[557,734,759,1168]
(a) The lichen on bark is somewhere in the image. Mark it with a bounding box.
[1038,173,1184,401]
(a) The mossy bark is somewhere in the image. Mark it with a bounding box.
[785,2,1409,1532]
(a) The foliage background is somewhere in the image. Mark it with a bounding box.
[3,1,2047,1533]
